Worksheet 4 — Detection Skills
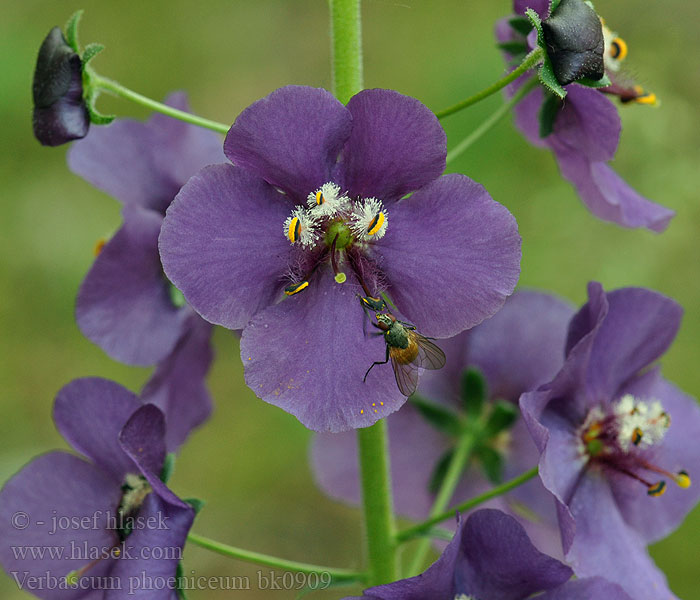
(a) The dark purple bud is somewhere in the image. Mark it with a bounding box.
[32,27,89,146]
[542,0,605,85]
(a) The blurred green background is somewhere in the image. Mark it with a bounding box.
[1,0,699,598]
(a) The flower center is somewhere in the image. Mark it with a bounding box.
[580,395,690,496]
[282,181,389,296]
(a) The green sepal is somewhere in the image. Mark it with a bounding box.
[483,401,518,437]
[82,43,105,66]
[175,562,189,600]
[539,92,563,138]
[64,9,84,53]
[476,446,504,484]
[550,0,562,12]
[428,448,455,495]
[159,452,176,483]
[509,16,533,36]
[169,283,188,308]
[184,498,206,515]
[497,41,529,56]
[576,73,612,88]
[525,9,567,99]
[461,368,487,419]
[86,97,115,125]
[410,395,462,437]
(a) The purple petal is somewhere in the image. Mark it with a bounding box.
[140,314,214,452]
[515,0,550,17]
[373,174,521,338]
[0,452,120,599]
[224,86,352,199]
[76,205,187,366]
[581,286,682,402]
[68,93,224,213]
[554,148,674,232]
[106,493,193,600]
[456,510,572,600]
[360,515,464,599]
[539,577,633,600]
[513,84,548,148]
[54,378,143,480]
[159,164,293,329]
[469,290,574,402]
[565,472,675,600]
[611,376,700,544]
[240,268,406,432]
[118,405,167,480]
[340,89,446,203]
[551,85,620,162]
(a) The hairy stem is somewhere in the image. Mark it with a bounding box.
[446,76,539,165]
[91,75,230,134]
[329,0,363,104]
[396,466,540,543]
[435,47,543,119]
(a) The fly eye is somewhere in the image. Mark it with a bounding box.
[610,37,628,61]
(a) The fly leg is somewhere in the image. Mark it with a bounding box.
[363,344,390,382]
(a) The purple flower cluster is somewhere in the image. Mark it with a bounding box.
[498,0,674,232]
[68,93,223,449]
[0,378,194,599]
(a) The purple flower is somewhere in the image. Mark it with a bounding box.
[68,93,224,367]
[520,282,700,599]
[32,27,89,146]
[312,291,571,556]
[347,509,632,600]
[159,85,521,432]
[0,378,194,599]
[497,3,674,232]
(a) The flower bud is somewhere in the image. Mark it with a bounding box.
[542,0,605,85]
[32,27,89,146]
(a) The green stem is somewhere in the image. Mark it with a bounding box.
[91,75,230,134]
[407,431,476,576]
[356,421,398,585]
[329,0,363,103]
[396,466,540,543]
[186,533,363,582]
[446,76,539,165]
[435,47,542,119]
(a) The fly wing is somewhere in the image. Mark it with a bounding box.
[390,354,419,397]
[412,333,446,370]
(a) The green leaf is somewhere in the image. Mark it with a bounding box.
[483,401,518,437]
[539,92,562,138]
[64,9,84,52]
[476,446,504,484]
[159,452,176,483]
[461,368,487,419]
[82,43,104,66]
[428,448,455,495]
[410,395,462,437]
[508,16,533,36]
[577,73,612,88]
[184,498,206,515]
[525,8,567,99]
[169,283,187,308]
[497,41,529,55]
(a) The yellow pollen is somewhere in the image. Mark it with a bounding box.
[367,212,385,236]
[360,409,364,414]
[287,217,301,243]
[611,37,628,61]
[632,427,643,446]
[633,91,657,106]
[647,481,667,497]
[676,470,691,489]
[380,402,384,406]
[315,191,325,205]
[285,281,309,296]
[583,422,602,442]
